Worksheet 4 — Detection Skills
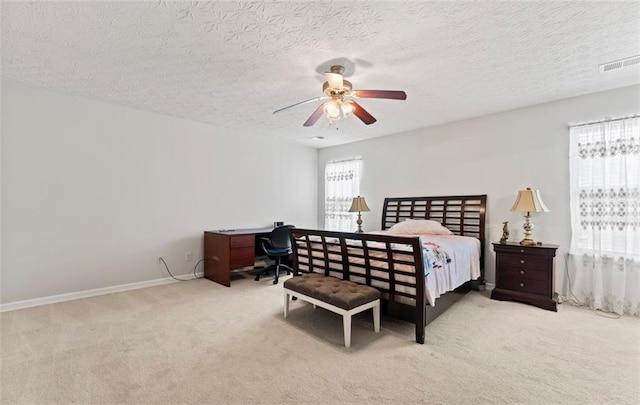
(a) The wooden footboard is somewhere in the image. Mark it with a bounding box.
[289,228,429,343]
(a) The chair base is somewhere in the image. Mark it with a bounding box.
[254,263,293,284]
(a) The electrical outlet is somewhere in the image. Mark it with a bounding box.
[185,251,193,261]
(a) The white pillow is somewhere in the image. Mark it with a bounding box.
[387,219,453,235]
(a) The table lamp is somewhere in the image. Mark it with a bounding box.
[349,196,371,233]
[510,188,550,245]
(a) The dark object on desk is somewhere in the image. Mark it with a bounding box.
[491,242,558,311]
[255,225,295,284]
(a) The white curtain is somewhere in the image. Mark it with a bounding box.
[324,158,362,232]
[568,116,640,316]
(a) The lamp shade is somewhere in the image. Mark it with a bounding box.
[510,188,550,213]
[349,196,370,212]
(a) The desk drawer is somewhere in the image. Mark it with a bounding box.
[230,247,255,268]
[230,235,255,248]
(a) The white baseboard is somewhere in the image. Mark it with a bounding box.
[0,271,205,312]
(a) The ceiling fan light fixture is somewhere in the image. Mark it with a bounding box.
[323,100,341,120]
[341,100,355,117]
[325,72,343,90]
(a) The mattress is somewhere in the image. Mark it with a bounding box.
[413,234,481,306]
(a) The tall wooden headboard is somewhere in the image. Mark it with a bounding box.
[381,195,487,272]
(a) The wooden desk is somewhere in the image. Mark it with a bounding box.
[204,228,272,287]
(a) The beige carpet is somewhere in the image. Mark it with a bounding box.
[1,272,639,405]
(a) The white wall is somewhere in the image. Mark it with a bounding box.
[1,80,318,304]
[318,85,640,295]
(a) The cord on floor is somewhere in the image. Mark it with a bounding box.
[159,257,204,281]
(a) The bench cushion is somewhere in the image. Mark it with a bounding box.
[284,273,381,310]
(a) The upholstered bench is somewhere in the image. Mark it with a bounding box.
[283,273,381,348]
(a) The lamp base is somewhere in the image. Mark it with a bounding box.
[520,213,536,246]
[355,213,363,233]
[519,238,537,246]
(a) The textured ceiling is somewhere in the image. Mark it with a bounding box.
[2,1,639,148]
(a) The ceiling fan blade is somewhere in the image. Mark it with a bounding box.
[351,101,377,125]
[273,96,329,115]
[352,90,407,100]
[303,103,326,127]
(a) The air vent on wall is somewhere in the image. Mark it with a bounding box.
[599,55,640,73]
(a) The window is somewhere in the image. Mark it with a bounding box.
[568,116,639,315]
[324,158,362,232]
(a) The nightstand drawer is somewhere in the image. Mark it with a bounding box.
[498,265,548,282]
[498,276,549,296]
[499,254,547,269]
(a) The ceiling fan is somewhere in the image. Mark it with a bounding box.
[273,65,407,127]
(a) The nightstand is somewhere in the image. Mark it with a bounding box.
[491,242,559,311]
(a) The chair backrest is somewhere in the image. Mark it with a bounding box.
[270,225,294,249]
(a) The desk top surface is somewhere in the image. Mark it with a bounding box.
[206,227,273,235]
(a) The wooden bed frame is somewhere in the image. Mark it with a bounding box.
[382,195,487,333]
[290,194,487,344]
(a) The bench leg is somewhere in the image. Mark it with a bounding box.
[373,301,380,333]
[283,289,379,348]
[343,313,352,348]
[284,290,290,318]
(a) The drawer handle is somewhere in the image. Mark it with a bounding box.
[519,270,525,275]
[520,259,525,264]
[519,282,525,288]
[520,249,525,253]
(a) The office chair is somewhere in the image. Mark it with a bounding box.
[254,225,294,285]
